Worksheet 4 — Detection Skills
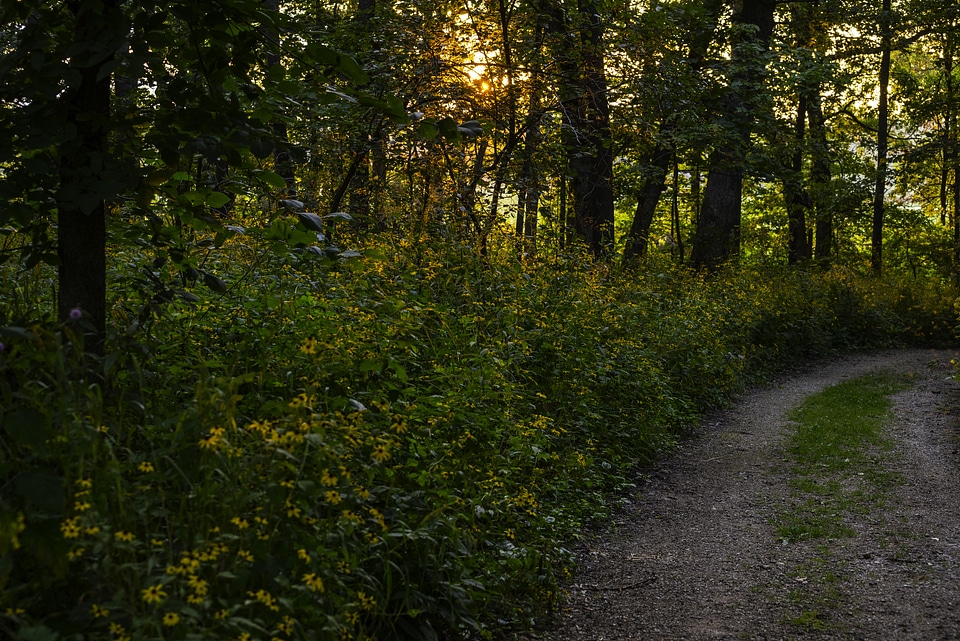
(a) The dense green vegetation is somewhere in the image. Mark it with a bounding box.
[2,0,960,639]
[1,234,956,640]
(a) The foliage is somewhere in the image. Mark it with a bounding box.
[1,231,956,641]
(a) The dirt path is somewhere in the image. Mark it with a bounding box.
[535,349,960,641]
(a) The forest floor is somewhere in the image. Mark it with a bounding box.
[531,348,960,640]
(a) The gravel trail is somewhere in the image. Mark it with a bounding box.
[536,349,960,641]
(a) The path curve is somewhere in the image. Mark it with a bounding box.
[536,349,960,641]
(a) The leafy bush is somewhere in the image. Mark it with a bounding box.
[1,238,956,641]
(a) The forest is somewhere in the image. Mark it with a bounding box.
[0,0,958,639]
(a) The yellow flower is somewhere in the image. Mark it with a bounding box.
[188,576,209,596]
[141,584,167,604]
[115,531,135,542]
[371,444,391,463]
[248,589,279,611]
[230,517,250,530]
[357,591,376,611]
[300,337,318,355]
[297,548,311,563]
[302,572,324,592]
[74,501,91,512]
[91,603,109,618]
[162,612,180,626]
[325,490,341,505]
[237,549,254,562]
[76,478,92,489]
[138,461,155,473]
[85,526,100,535]
[61,517,81,539]
[187,594,204,605]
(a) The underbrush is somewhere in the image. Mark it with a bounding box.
[1,234,956,641]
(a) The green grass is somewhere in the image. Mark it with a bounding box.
[777,373,908,543]
[774,372,911,633]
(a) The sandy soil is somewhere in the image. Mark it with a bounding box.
[532,349,960,641]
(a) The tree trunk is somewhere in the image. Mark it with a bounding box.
[785,95,811,264]
[623,142,672,262]
[872,0,892,276]
[540,0,614,258]
[808,91,833,262]
[623,0,723,264]
[691,0,776,270]
[57,0,121,354]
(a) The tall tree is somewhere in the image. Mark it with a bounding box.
[54,0,124,352]
[622,0,724,263]
[538,0,615,258]
[872,0,892,275]
[691,0,777,270]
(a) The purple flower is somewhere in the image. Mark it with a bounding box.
[69,308,82,320]
[0,342,5,352]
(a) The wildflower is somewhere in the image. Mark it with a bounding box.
[85,526,100,535]
[75,501,91,512]
[357,591,375,611]
[285,500,302,519]
[162,612,180,626]
[325,490,342,505]
[109,623,126,635]
[371,444,390,463]
[0,342,4,351]
[68,548,83,560]
[302,572,324,592]
[138,461,155,473]
[188,576,209,596]
[61,517,81,539]
[215,609,229,620]
[237,549,254,562]
[187,594,204,605]
[355,486,371,500]
[141,584,167,604]
[115,531,135,542]
[69,308,82,320]
[249,589,280,611]
[297,548,311,562]
[300,337,318,355]
[91,604,109,618]
[230,517,250,530]
[320,469,338,486]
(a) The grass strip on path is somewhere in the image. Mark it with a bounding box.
[773,372,910,631]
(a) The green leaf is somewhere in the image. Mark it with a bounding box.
[143,168,175,187]
[437,117,461,141]
[15,625,60,641]
[297,212,324,233]
[305,43,341,67]
[267,64,286,82]
[205,191,231,208]
[337,55,369,85]
[3,409,51,453]
[258,171,287,190]
[0,326,35,342]
[250,137,274,159]
[14,471,64,514]
[417,120,440,139]
[201,271,228,295]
